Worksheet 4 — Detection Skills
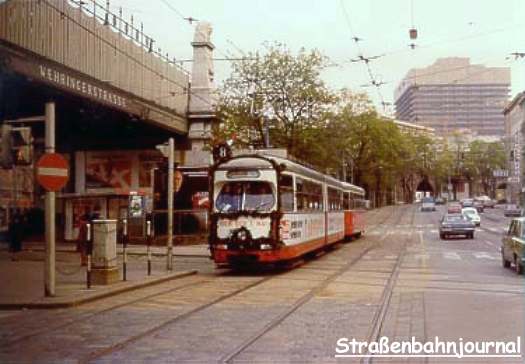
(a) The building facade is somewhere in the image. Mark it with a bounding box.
[395,57,510,137]
[391,118,435,138]
[0,0,217,240]
[504,92,525,203]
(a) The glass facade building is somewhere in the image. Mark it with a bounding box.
[394,58,510,137]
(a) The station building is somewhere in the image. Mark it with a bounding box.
[0,0,217,242]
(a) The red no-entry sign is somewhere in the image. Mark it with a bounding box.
[36,153,69,192]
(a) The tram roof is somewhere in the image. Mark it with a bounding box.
[219,152,365,195]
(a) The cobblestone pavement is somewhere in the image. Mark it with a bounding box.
[1,205,524,363]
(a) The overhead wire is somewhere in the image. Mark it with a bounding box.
[339,0,387,110]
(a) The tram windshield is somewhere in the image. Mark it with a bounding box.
[215,181,275,213]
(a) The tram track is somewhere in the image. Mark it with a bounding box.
[79,273,279,364]
[361,238,410,364]
[361,204,415,364]
[219,244,375,363]
[218,206,415,363]
[3,205,403,363]
[4,276,212,346]
[79,206,400,363]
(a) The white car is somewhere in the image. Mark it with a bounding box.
[462,207,481,226]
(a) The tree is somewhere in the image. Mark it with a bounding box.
[463,141,506,196]
[216,42,335,160]
[215,44,457,206]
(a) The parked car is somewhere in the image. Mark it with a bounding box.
[435,197,446,205]
[460,198,474,208]
[462,207,481,226]
[421,197,436,212]
[473,200,484,213]
[501,217,525,274]
[504,204,522,217]
[439,213,475,239]
[447,203,462,214]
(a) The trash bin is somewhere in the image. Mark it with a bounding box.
[91,219,119,284]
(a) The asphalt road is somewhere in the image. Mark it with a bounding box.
[0,204,523,363]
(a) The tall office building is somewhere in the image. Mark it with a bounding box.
[394,58,510,137]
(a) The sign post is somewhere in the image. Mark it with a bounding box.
[44,103,55,296]
[167,138,174,271]
[37,104,69,297]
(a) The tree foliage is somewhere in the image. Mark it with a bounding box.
[215,44,505,205]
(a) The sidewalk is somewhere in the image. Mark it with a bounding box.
[18,241,211,257]
[0,242,209,309]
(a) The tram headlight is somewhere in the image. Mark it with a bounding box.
[238,229,248,241]
[216,244,228,250]
[260,243,272,250]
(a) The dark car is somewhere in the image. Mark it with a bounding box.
[473,200,484,213]
[504,204,522,217]
[461,198,474,208]
[439,213,475,239]
[435,197,446,205]
[447,203,462,214]
[421,196,436,212]
[502,217,525,274]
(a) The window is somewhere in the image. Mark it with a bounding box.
[215,181,275,213]
[279,174,294,212]
[343,192,350,210]
[350,192,367,209]
[296,178,323,211]
[328,187,343,211]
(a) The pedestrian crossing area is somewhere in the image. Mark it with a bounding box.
[368,225,507,235]
[408,250,501,262]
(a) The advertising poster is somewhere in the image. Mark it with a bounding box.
[85,152,132,192]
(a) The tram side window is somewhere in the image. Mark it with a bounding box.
[350,193,366,209]
[279,174,294,212]
[296,178,323,211]
[328,188,343,211]
[343,192,350,210]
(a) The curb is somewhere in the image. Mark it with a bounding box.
[0,270,198,310]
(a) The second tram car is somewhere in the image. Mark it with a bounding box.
[209,151,366,267]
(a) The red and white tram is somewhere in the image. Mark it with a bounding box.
[208,152,366,267]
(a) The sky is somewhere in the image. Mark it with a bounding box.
[110,0,525,115]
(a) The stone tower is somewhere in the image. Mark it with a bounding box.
[186,21,217,165]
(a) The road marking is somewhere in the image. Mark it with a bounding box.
[443,252,461,260]
[484,240,495,247]
[473,252,496,260]
[430,229,438,233]
[413,254,429,260]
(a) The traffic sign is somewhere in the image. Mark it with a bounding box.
[36,153,69,191]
